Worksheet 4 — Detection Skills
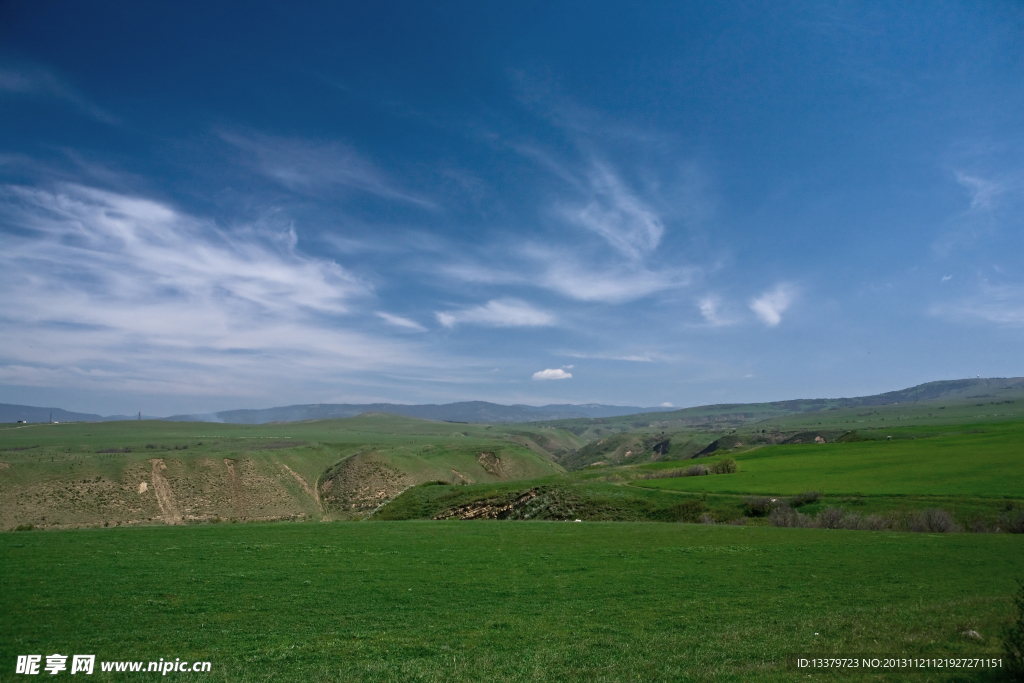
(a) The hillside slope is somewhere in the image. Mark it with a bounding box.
[0,415,573,529]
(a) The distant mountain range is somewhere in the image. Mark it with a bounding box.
[164,401,677,424]
[2,377,1021,425]
[0,405,155,424]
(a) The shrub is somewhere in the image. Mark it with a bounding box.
[839,512,862,530]
[699,513,717,524]
[768,505,812,528]
[791,490,821,507]
[744,496,774,517]
[1004,579,1024,681]
[860,514,888,531]
[683,465,709,477]
[727,517,747,526]
[968,517,991,534]
[908,508,961,533]
[1001,509,1024,534]
[711,458,738,474]
[637,469,685,480]
[816,506,845,529]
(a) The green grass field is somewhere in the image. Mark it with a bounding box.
[2,521,1020,682]
[634,421,1024,498]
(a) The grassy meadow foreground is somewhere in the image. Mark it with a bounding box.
[1,521,1020,682]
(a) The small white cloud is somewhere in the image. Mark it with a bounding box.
[436,299,555,328]
[660,402,673,407]
[750,284,797,326]
[532,368,572,380]
[698,295,735,326]
[563,364,574,369]
[941,275,952,282]
[375,312,426,332]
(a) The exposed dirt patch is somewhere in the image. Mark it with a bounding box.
[477,452,504,478]
[150,458,182,525]
[0,460,160,530]
[0,454,317,529]
[450,468,474,485]
[434,489,539,520]
[0,462,9,469]
[224,458,246,518]
[319,452,412,516]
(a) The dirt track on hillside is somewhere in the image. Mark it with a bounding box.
[150,458,182,525]
[282,463,321,512]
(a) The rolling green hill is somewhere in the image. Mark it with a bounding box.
[0,415,575,529]
[539,377,1024,441]
[632,421,1024,497]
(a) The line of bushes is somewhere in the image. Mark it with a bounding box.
[738,494,1024,534]
[766,505,965,532]
[637,458,738,480]
[757,503,1023,534]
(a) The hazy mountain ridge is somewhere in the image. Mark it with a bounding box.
[3,377,1021,425]
[165,401,679,424]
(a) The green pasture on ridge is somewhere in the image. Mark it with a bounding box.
[635,421,1024,497]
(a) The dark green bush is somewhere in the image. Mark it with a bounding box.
[711,458,737,474]
[744,496,774,517]
[1000,509,1024,534]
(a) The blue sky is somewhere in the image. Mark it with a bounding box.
[1,1,1022,416]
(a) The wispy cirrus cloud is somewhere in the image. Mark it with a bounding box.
[0,65,118,124]
[220,132,435,207]
[0,184,434,397]
[440,244,693,304]
[558,161,664,260]
[376,311,427,331]
[436,299,555,328]
[933,169,1023,257]
[561,350,661,362]
[930,283,1024,326]
[955,172,1006,212]
[750,284,797,326]
[528,245,691,303]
